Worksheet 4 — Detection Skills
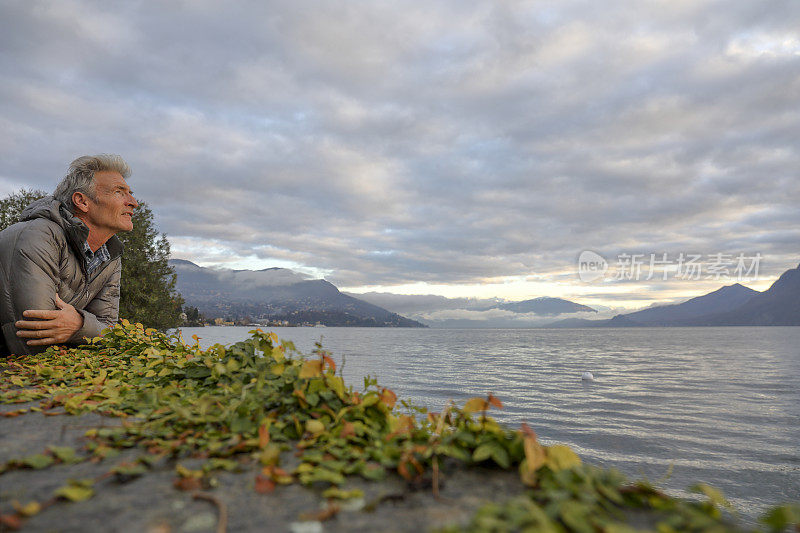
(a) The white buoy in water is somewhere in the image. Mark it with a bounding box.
[581,371,594,381]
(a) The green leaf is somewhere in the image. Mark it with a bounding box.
[55,480,94,502]
[490,445,510,469]
[112,462,148,477]
[299,466,345,486]
[472,443,494,463]
[22,454,54,470]
[185,366,211,379]
[48,446,80,464]
[760,503,800,531]
[689,483,733,512]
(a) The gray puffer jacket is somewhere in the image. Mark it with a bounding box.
[0,197,122,356]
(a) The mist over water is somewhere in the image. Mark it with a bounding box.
[179,326,800,519]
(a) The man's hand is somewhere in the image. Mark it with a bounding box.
[15,294,84,346]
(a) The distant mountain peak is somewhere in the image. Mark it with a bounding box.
[170,261,426,327]
[170,259,202,270]
[497,297,596,316]
[545,260,800,327]
[170,258,198,266]
[714,283,756,294]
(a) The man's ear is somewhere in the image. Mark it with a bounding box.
[71,191,92,214]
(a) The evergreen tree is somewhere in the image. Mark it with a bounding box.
[0,190,183,330]
[117,202,184,330]
[0,188,47,231]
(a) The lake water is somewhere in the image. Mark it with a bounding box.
[176,326,800,519]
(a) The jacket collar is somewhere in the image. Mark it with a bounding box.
[21,197,124,269]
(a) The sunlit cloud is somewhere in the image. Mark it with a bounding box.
[0,0,798,311]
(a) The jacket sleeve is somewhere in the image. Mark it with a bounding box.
[2,225,61,356]
[72,259,121,341]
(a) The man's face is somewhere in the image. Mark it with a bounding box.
[84,171,138,233]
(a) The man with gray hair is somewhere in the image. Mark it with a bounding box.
[0,154,138,356]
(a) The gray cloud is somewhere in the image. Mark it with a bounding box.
[1,0,799,299]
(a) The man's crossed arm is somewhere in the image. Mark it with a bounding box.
[15,294,84,347]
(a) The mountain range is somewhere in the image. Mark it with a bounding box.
[546,262,800,327]
[170,260,426,327]
[170,259,800,328]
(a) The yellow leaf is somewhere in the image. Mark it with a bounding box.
[258,443,281,466]
[272,345,285,362]
[325,375,347,400]
[176,464,203,479]
[322,487,364,500]
[306,419,325,435]
[270,363,285,376]
[524,435,547,471]
[299,360,323,379]
[55,483,93,502]
[519,459,538,486]
[295,462,315,474]
[12,500,41,517]
[520,433,547,486]
[545,445,581,471]
[463,397,489,414]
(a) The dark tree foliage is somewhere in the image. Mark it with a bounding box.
[183,306,205,327]
[0,190,183,330]
[0,188,47,231]
[117,202,184,330]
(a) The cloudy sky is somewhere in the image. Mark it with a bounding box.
[1,0,798,312]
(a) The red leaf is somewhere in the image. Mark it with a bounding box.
[322,354,336,372]
[340,420,355,438]
[520,422,537,439]
[254,474,275,494]
[487,393,503,409]
[380,388,397,409]
[258,423,270,448]
[0,514,22,530]
[173,477,202,491]
[397,460,411,480]
[299,503,340,522]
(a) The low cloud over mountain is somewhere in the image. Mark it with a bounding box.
[348,292,605,328]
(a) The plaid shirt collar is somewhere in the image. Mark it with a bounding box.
[83,240,111,276]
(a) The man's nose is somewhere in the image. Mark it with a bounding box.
[127,193,138,208]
